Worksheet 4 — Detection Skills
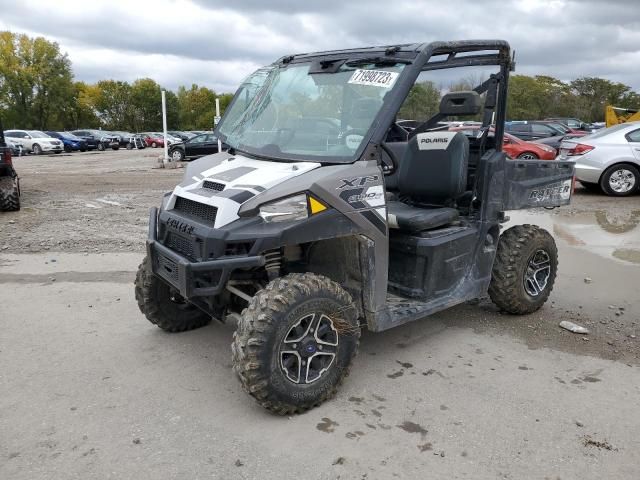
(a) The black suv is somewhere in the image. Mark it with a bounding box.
[0,117,20,211]
[71,129,120,151]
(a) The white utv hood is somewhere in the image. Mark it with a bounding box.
[168,155,321,228]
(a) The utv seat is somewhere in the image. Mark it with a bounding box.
[387,202,459,232]
[386,131,469,233]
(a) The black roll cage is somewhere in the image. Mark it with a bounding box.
[217,40,513,164]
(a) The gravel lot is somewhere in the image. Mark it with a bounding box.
[1,150,639,479]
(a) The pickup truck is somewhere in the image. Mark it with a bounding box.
[0,117,20,211]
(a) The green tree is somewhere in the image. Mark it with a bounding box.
[398,81,440,121]
[59,81,101,130]
[177,84,217,130]
[130,78,163,131]
[571,77,633,122]
[0,31,74,129]
[93,80,133,129]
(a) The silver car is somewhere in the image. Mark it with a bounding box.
[559,122,640,196]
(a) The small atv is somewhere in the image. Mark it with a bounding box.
[135,40,574,414]
[0,117,20,211]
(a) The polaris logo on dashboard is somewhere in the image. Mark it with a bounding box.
[421,137,449,144]
[166,217,195,235]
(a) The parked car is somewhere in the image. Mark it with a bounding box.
[505,121,580,141]
[449,126,557,160]
[71,129,119,151]
[544,117,591,131]
[0,116,20,210]
[3,130,63,154]
[124,134,146,149]
[559,122,640,196]
[168,131,194,142]
[156,132,181,146]
[168,132,226,161]
[541,121,585,136]
[140,133,164,148]
[533,132,586,154]
[45,131,88,152]
[5,139,24,156]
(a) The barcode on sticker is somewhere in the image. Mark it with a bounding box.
[348,69,399,88]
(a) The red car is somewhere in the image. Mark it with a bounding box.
[141,133,164,148]
[449,126,557,160]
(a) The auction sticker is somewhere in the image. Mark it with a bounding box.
[348,69,399,88]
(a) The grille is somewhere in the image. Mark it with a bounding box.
[156,254,179,284]
[202,180,225,191]
[167,233,195,259]
[173,197,218,224]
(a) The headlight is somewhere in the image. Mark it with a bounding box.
[258,194,308,223]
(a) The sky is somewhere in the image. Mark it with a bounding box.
[0,0,638,93]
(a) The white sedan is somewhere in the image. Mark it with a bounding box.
[559,122,640,196]
[4,130,63,154]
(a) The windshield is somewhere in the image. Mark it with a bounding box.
[29,131,49,138]
[59,132,79,140]
[217,62,406,163]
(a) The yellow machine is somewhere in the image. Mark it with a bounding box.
[606,105,640,127]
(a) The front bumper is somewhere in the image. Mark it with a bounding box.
[146,207,265,298]
[42,144,63,152]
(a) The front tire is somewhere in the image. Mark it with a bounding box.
[600,164,639,196]
[32,143,42,155]
[0,177,20,211]
[97,143,105,151]
[170,149,185,162]
[134,256,211,332]
[232,273,360,415]
[151,142,157,148]
[489,225,557,314]
[517,152,539,160]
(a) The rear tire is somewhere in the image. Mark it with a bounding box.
[489,225,557,314]
[134,256,211,332]
[517,152,539,160]
[97,143,105,151]
[0,177,20,211]
[151,142,157,148]
[600,164,639,196]
[232,273,360,415]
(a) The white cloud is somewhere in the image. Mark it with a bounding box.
[0,0,638,92]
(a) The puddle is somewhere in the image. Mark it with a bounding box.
[508,210,640,266]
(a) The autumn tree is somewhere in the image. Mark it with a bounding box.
[0,31,74,129]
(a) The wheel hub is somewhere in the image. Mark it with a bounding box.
[279,313,339,384]
[524,249,551,297]
[609,169,636,193]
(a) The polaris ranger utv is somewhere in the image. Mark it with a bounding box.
[0,117,20,211]
[135,40,574,414]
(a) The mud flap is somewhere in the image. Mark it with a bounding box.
[503,160,575,210]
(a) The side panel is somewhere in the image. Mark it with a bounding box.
[503,160,575,210]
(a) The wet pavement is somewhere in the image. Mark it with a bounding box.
[1,155,639,479]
